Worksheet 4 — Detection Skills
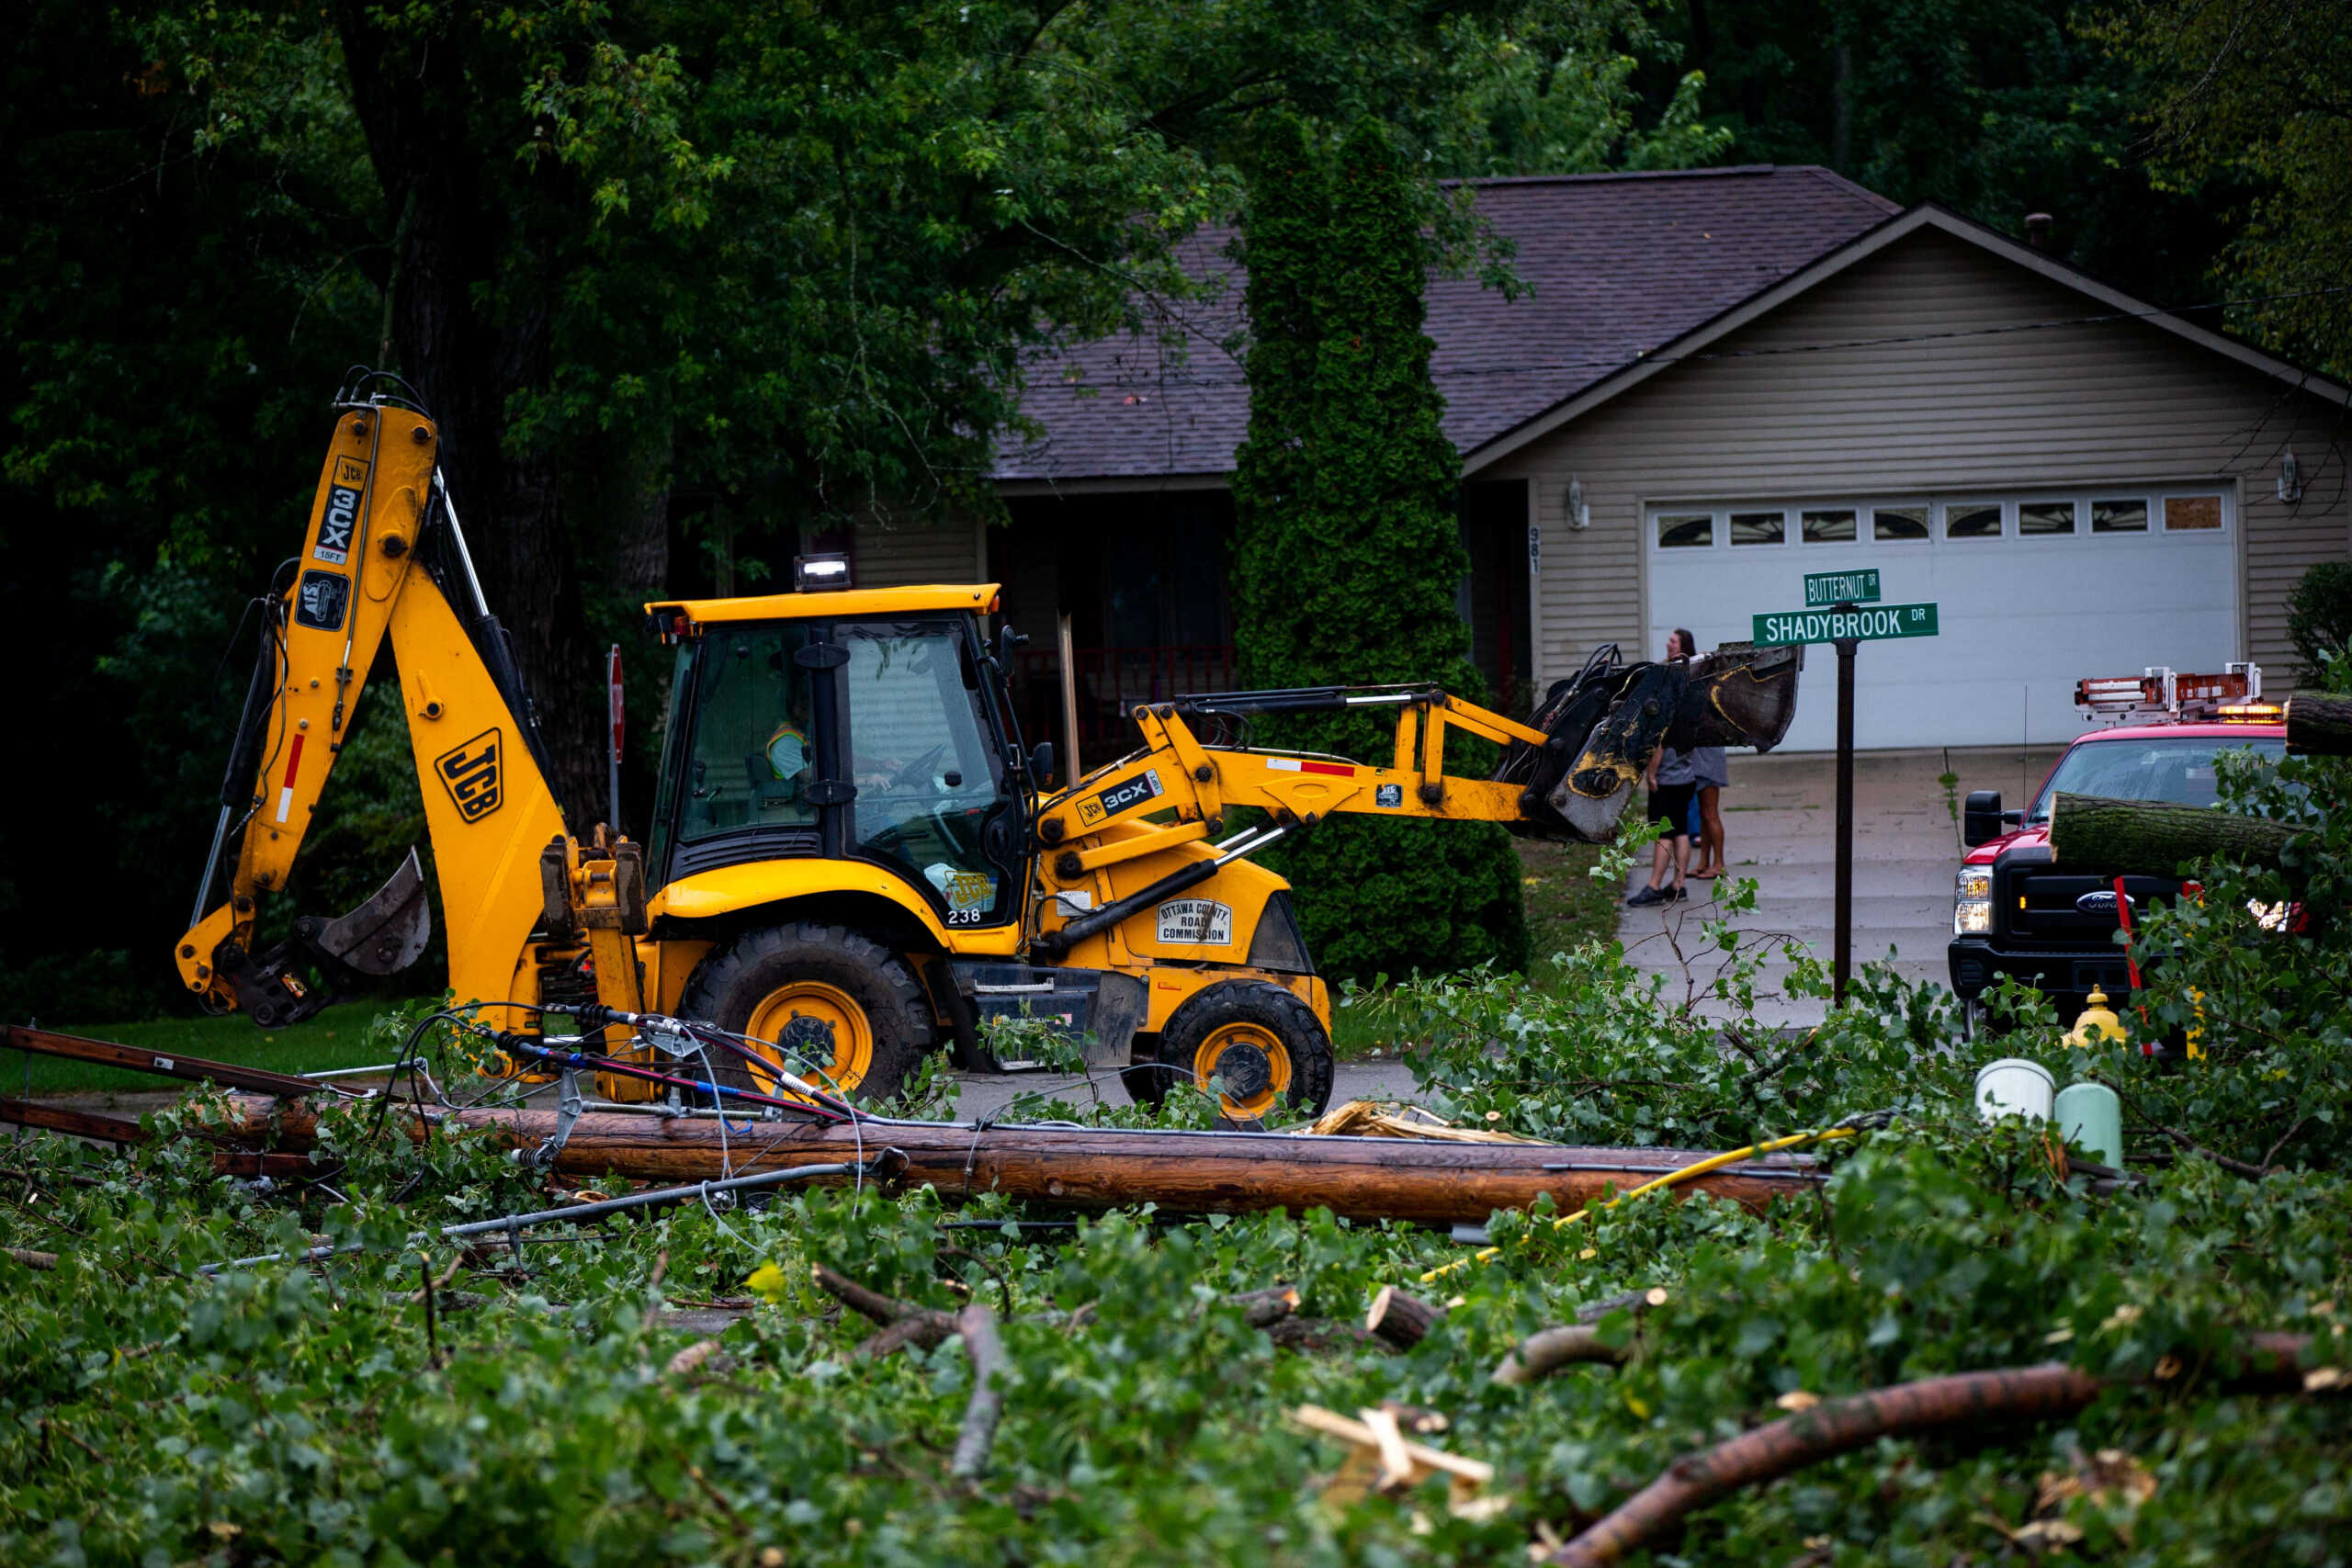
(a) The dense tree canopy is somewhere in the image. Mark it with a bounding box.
[2,0,2340,1016]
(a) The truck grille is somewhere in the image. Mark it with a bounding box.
[1995,851,2177,946]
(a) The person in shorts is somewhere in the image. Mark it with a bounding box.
[1688,743,1730,878]
[1628,703,1697,910]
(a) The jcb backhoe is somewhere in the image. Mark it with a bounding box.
[177,380,1801,1120]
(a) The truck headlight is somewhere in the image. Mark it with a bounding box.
[1954,866,1993,935]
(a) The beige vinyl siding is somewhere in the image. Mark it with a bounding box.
[1486,227,2349,686]
[851,511,988,589]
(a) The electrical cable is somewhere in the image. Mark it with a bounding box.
[1415,1121,1871,1287]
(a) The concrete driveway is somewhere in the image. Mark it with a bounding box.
[1620,745,2062,1026]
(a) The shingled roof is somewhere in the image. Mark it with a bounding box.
[992,164,1899,486]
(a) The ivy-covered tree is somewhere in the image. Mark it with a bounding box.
[1230,117,1528,984]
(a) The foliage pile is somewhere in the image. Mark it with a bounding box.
[8,704,2352,1567]
[1229,115,1528,986]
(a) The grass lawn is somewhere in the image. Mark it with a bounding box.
[4,1001,405,1097]
[1329,835,1617,1061]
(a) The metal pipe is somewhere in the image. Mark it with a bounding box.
[199,1156,884,1273]
[1833,613,1859,1006]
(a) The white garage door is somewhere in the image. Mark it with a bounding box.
[1644,489,2239,751]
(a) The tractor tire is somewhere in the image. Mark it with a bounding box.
[675,922,933,1104]
[1134,981,1335,1126]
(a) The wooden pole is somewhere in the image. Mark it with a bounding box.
[1057,612,1082,784]
[201,1098,1824,1228]
[3,1024,322,1098]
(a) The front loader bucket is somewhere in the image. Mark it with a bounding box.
[1496,640,1807,842]
[1670,642,1804,754]
[300,846,433,976]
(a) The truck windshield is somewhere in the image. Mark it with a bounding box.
[2027,735,2285,822]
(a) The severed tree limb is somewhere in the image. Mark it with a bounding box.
[1494,1287,1670,1386]
[6,1245,58,1271]
[1365,1286,1446,1349]
[948,1304,1007,1480]
[1230,1285,1302,1329]
[1547,1339,2314,1568]
[2286,693,2352,757]
[811,1263,927,1326]
[1493,1325,1629,1385]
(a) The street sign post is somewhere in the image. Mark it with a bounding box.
[1803,568,1882,607]
[1754,591,1941,1006]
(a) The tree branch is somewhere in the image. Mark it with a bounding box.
[948,1304,1007,1480]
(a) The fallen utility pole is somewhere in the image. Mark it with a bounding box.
[189,1097,1824,1228]
[3,1024,326,1099]
[1,1096,329,1179]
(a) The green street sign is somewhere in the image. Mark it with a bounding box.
[1753,602,1939,646]
[1803,568,1882,606]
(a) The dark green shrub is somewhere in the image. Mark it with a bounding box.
[1228,117,1526,984]
[2285,559,2352,690]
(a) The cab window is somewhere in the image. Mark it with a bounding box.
[676,624,818,842]
[842,621,1014,926]
[2029,735,2285,821]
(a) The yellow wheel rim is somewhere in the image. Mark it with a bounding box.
[1193,1021,1293,1120]
[745,980,875,1095]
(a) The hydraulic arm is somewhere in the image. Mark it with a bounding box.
[176,383,569,1027]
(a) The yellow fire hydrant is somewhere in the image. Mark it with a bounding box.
[2064,987,2128,1049]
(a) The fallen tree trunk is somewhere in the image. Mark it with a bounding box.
[2050,791,2300,873]
[192,1098,1823,1227]
[2286,693,2352,756]
[1546,1334,2312,1568]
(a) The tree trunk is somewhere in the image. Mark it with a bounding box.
[331,4,605,818]
[2287,693,2352,755]
[2049,792,2300,873]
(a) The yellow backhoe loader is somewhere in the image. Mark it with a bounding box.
[176,379,1802,1120]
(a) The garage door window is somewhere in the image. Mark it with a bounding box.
[1947,502,2002,539]
[1802,508,1857,543]
[1873,505,1929,541]
[2165,495,2222,531]
[1730,510,1785,546]
[2020,500,2077,536]
[2093,499,2148,533]
[1657,513,1713,547]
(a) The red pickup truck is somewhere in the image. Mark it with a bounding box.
[1948,667,2283,1033]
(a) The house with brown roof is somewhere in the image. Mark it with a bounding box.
[850,164,2349,753]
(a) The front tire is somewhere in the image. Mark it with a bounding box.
[1138,981,1335,1124]
[676,922,933,1103]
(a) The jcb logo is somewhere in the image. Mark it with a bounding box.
[434,729,503,822]
[316,456,368,565]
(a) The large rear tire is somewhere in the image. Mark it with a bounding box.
[675,922,933,1103]
[1132,981,1335,1124]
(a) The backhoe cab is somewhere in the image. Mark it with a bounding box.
[178,388,1801,1121]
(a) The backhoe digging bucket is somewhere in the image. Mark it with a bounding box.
[301,846,433,976]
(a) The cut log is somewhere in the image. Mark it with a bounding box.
[6,1246,58,1271]
[190,1096,1824,1228]
[2049,792,2300,873]
[2286,693,2352,756]
[1364,1285,1447,1349]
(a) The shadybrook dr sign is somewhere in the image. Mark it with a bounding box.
[1751,602,1939,646]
